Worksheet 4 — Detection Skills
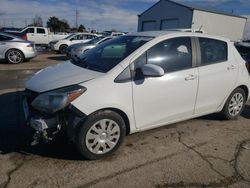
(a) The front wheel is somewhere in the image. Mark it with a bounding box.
[59,44,68,54]
[76,110,126,160]
[221,88,246,120]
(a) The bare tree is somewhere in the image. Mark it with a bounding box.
[33,15,43,27]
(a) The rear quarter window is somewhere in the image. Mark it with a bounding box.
[199,38,228,65]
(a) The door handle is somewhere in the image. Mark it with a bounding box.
[0,43,6,45]
[227,65,236,70]
[185,74,197,81]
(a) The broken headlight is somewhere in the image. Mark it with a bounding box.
[31,85,86,114]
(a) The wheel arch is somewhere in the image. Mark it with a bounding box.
[238,85,249,99]
[94,108,131,135]
[5,48,25,58]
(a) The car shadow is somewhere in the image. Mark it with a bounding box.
[242,104,250,119]
[0,59,9,64]
[0,91,82,160]
[47,56,69,61]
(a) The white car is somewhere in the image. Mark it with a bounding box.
[0,32,37,64]
[50,33,97,54]
[6,26,69,45]
[24,31,250,160]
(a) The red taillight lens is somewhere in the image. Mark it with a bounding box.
[21,35,27,40]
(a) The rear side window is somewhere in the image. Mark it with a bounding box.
[147,37,192,73]
[37,28,45,34]
[199,38,228,65]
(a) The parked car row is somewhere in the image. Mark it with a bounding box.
[66,36,115,61]
[49,33,98,54]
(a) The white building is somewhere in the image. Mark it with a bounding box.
[138,0,247,41]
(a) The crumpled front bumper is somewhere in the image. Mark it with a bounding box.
[22,89,86,145]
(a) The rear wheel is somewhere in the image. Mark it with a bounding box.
[221,88,246,120]
[6,49,24,64]
[59,44,68,54]
[76,110,126,160]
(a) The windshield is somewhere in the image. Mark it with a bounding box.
[64,33,75,39]
[85,36,105,45]
[72,35,153,73]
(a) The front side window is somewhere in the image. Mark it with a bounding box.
[147,37,192,73]
[87,35,95,39]
[71,34,87,40]
[25,28,34,33]
[199,38,228,65]
[73,35,153,73]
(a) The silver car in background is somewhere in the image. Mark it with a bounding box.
[0,32,37,64]
[66,36,114,61]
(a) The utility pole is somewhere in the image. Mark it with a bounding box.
[76,9,79,29]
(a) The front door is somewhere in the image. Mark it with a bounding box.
[132,37,198,129]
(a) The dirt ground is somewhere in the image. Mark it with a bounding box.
[0,53,250,188]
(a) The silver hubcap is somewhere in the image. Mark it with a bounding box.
[8,50,22,63]
[86,119,120,154]
[228,93,244,117]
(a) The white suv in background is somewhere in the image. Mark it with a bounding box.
[50,33,97,54]
[24,31,250,160]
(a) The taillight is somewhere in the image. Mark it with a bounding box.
[21,35,27,40]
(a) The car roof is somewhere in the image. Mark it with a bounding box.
[127,30,230,42]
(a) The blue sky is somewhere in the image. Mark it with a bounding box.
[0,0,249,35]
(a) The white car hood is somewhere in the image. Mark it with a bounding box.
[26,61,104,93]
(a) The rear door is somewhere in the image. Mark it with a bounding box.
[35,28,48,44]
[195,37,238,115]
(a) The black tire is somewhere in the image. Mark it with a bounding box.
[59,44,68,54]
[221,88,246,120]
[76,110,126,160]
[5,49,25,64]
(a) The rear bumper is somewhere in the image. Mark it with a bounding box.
[24,50,37,59]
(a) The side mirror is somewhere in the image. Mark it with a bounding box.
[141,64,164,77]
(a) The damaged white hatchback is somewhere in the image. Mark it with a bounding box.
[24,31,250,160]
